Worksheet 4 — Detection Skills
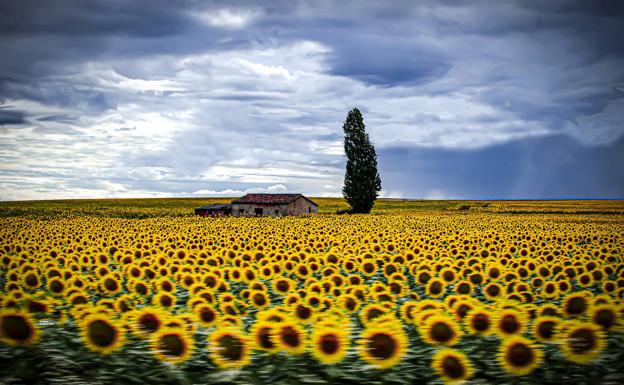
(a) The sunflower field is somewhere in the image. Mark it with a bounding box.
[1,200,623,385]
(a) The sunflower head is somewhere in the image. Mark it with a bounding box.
[273,321,307,355]
[421,314,463,346]
[591,304,619,331]
[195,304,219,327]
[0,310,40,346]
[466,308,493,335]
[80,314,124,355]
[563,292,591,318]
[426,278,446,298]
[151,327,194,364]
[560,322,606,365]
[358,324,407,370]
[496,309,526,337]
[531,317,560,344]
[132,308,165,337]
[208,328,251,369]
[432,349,474,384]
[311,325,349,365]
[498,336,543,376]
[251,321,278,353]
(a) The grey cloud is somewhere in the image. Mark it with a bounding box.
[1,0,623,200]
[0,107,25,125]
[379,134,624,199]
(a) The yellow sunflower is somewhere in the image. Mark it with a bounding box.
[195,303,219,327]
[251,320,279,353]
[208,328,251,369]
[0,310,40,346]
[495,309,526,337]
[498,336,543,376]
[426,278,447,298]
[272,321,308,355]
[532,316,560,343]
[562,292,592,318]
[559,322,606,364]
[131,307,166,337]
[590,304,619,331]
[431,348,474,384]
[421,314,463,346]
[465,307,493,336]
[80,314,125,355]
[310,324,349,364]
[150,327,194,364]
[358,324,407,370]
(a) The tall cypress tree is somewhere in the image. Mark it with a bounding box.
[342,107,382,213]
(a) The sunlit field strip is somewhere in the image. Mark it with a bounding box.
[0,201,623,384]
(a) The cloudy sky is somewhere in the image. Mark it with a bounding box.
[1,0,623,200]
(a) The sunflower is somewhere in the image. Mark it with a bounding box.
[208,328,251,369]
[257,308,288,323]
[132,307,165,337]
[251,320,279,353]
[67,291,90,306]
[361,260,377,277]
[483,282,504,300]
[47,277,66,296]
[249,290,270,309]
[431,348,474,384]
[538,303,561,317]
[152,292,177,309]
[80,314,125,355]
[495,309,526,337]
[421,314,463,346]
[399,302,418,324]
[272,277,294,295]
[465,307,493,336]
[25,296,51,315]
[130,280,151,296]
[272,321,308,355]
[590,304,619,331]
[426,278,446,299]
[360,304,389,325]
[293,303,315,324]
[454,281,474,296]
[150,327,194,364]
[576,273,594,288]
[114,295,134,313]
[338,294,360,313]
[21,270,41,290]
[195,304,219,327]
[358,324,408,370]
[156,278,176,293]
[99,274,122,296]
[559,322,606,364]
[439,268,458,284]
[310,324,349,364]
[0,310,40,346]
[562,292,591,318]
[498,336,543,376]
[532,316,560,343]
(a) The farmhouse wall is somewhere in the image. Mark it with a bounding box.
[287,196,318,215]
[231,203,289,217]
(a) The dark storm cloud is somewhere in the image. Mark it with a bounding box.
[0,107,25,125]
[1,0,623,199]
[379,135,624,199]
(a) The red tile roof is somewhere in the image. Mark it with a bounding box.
[231,193,318,206]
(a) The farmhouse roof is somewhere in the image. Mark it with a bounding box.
[195,204,232,210]
[232,193,318,206]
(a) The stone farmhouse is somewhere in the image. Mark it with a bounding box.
[194,193,318,217]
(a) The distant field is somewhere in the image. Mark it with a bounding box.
[1,197,623,384]
[0,197,622,218]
